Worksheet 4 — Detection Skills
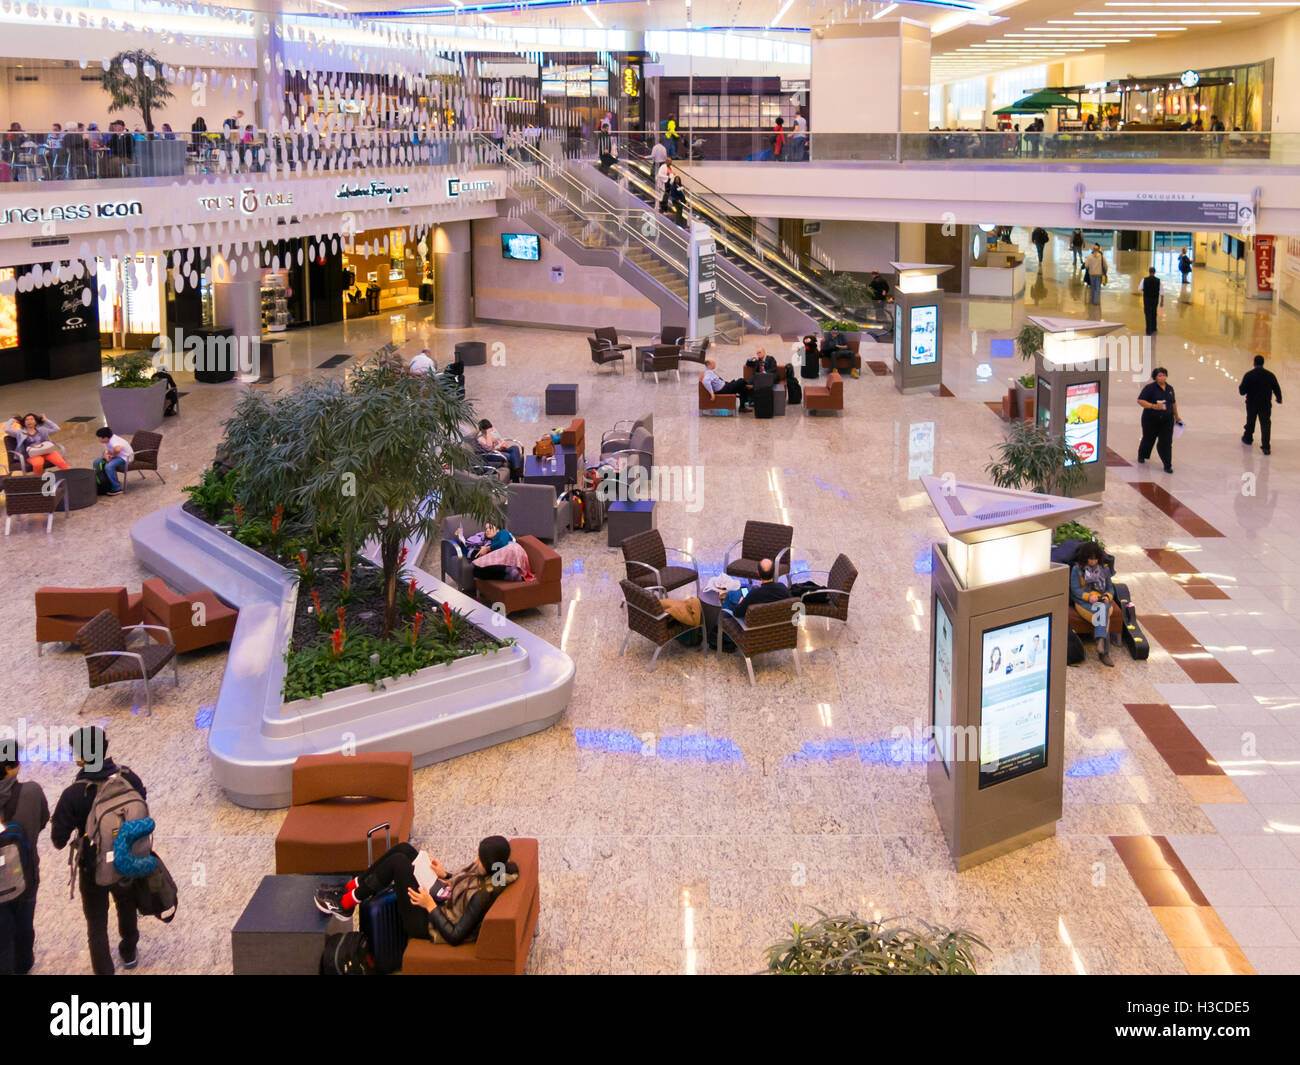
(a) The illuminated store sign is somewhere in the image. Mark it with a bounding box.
[0,200,142,227]
[197,188,296,216]
[336,181,411,202]
[446,177,494,197]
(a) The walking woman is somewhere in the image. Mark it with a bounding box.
[1136,367,1182,474]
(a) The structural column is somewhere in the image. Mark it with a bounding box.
[433,221,472,328]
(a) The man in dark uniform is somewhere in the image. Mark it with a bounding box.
[1137,367,1182,474]
[1240,354,1282,455]
[1141,267,1161,335]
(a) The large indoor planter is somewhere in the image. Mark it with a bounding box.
[100,380,165,435]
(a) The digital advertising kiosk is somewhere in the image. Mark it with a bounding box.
[891,262,951,394]
[1029,316,1124,497]
[921,475,1100,870]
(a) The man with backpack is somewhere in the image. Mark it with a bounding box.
[0,742,49,975]
[50,727,147,975]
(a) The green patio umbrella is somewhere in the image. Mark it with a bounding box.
[993,90,1078,116]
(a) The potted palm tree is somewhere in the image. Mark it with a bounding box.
[765,912,987,974]
[986,419,1087,497]
[100,50,183,176]
[100,351,166,435]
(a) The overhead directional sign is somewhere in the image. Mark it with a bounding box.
[1081,189,1254,228]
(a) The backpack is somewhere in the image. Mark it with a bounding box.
[784,369,802,405]
[81,770,151,888]
[321,931,374,976]
[0,785,35,904]
[132,850,178,923]
[93,458,114,495]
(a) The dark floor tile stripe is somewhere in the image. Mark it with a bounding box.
[318,354,352,369]
[866,361,889,376]
[1139,615,1237,683]
[1129,481,1224,537]
[939,383,955,397]
[1144,548,1231,600]
[1124,703,1224,777]
[1106,447,1132,467]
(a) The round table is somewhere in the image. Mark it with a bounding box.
[698,587,724,650]
[53,466,98,510]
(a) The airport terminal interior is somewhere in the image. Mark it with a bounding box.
[1,0,1299,979]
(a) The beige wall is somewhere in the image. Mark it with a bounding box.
[812,19,931,133]
[472,216,660,334]
[809,220,897,273]
[2,64,255,133]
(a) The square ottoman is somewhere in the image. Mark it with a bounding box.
[607,500,657,548]
[455,341,487,366]
[232,874,352,975]
[545,383,578,416]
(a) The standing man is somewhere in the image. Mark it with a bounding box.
[648,136,667,186]
[1178,247,1193,285]
[0,742,49,976]
[771,117,785,161]
[1141,267,1161,335]
[1070,229,1085,270]
[792,112,808,161]
[1240,354,1282,455]
[1085,243,1108,305]
[50,727,147,975]
[1030,227,1050,269]
[664,115,678,159]
[1137,367,1182,474]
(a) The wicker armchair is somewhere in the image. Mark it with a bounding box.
[588,336,626,375]
[718,597,800,686]
[795,554,858,629]
[619,579,703,673]
[2,474,69,535]
[621,529,699,596]
[724,520,793,582]
[75,609,178,716]
[124,430,164,489]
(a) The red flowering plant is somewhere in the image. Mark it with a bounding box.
[337,565,357,606]
[330,628,345,659]
[310,589,333,633]
[437,600,467,645]
[296,550,314,588]
[407,611,425,651]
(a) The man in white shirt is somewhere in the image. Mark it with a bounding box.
[649,137,668,185]
[95,426,134,495]
[701,357,752,410]
[408,349,436,375]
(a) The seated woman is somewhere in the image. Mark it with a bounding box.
[475,418,523,482]
[4,412,69,475]
[454,520,525,582]
[1070,541,1117,667]
[315,836,518,945]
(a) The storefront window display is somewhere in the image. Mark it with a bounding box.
[342,227,429,318]
[98,254,164,349]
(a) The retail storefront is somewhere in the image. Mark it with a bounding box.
[342,226,432,319]
[0,261,101,384]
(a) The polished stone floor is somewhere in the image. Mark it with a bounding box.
[2,237,1298,975]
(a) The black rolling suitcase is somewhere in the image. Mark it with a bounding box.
[753,384,775,419]
[784,368,802,406]
[800,340,820,379]
[357,823,408,974]
[579,488,604,532]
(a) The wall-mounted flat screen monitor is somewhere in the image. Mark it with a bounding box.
[502,233,540,261]
[978,613,1051,789]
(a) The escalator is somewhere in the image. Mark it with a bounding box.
[613,143,888,332]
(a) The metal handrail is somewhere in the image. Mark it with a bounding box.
[490,135,767,336]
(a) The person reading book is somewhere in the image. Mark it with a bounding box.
[314,836,518,945]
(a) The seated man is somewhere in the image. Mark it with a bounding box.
[408,348,437,375]
[730,558,793,620]
[94,425,133,495]
[1069,541,1117,667]
[745,348,777,377]
[701,357,753,411]
[820,330,848,356]
[316,836,518,946]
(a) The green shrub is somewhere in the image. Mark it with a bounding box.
[1053,520,1102,549]
[1017,323,1045,361]
[182,466,236,521]
[819,319,860,332]
[765,912,987,975]
[233,518,272,548]
[1018,373,1037,389]
[986,420,1086,497]
[102,350,158,388]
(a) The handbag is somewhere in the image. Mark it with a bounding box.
[24,441,55,457]
[533,436,554,458]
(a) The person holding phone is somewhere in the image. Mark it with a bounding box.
[1137,367,1181,474]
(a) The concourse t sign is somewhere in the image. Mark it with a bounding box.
[1080,188,1255,228]
[689,221,716,341]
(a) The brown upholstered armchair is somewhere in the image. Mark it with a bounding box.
[124,430,164,489]
[718,597,801,686]
[36,586,143,654]
[795,554,858,630]
[638,345,681,382]
[2,474,69,535]
[474,535,563,616]
[75,609,178,716]
[141,578,239,654]
[805,371,844,414]
[819,339,862,375]
[401,837,539,974]
[274,752,415,875]
[724,520,793,582]
[588,336,626,374]
[620,529,699,596]
[619,579,704,673]
[699,373,739,415]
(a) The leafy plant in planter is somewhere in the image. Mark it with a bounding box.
[765,912,987,975]
[1053,519,1103,549]
[823,271,873,311]
[986,419,1086,497]
[1017,322,1045,361]
[183,466,236,521]
[1018,372,1038,389]
[102,350,157,388]
[819,319,860,333]
[100,50,174,132]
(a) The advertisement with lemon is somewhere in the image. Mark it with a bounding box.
[1064,382,1101,464]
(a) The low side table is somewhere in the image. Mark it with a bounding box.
[455,341,487,366]
[545,383,578,416]
[52,467,98,510]
[606,500,656,548]
[773,385,788,416]
[523,454,567,491]
[231,874,353,975]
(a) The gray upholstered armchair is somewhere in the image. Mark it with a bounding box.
[439,515,484,594]
[507,482,566,543]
